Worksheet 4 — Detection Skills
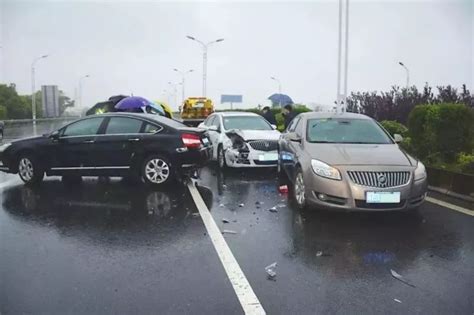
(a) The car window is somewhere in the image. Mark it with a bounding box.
[306,118,393,144]
[210,116,220,128]
[223,116,272,130]
[205,116,215,126]
[143,123,162,134]
[62,117,104,137]
[287,117,300,132]
[105,117,143,134]
[294,117,303,136]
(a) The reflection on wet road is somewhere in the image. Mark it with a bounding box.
[200,166,474,315]
[0,169,473,314]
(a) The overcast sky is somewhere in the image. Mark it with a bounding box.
[0,0,472,111]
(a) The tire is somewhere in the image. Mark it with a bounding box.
[141,155,174,187]
[17,154,44,185]
[293,168,307,210]
[217,145,227,169]
[62,175,82,185]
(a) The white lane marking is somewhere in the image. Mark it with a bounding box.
[426,197,473,217]
[187,182,266,315]
[0,178,21,190]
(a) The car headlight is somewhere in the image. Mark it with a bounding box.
[0,142,11,152]
[414,161,426,181]
[311,159,341,180]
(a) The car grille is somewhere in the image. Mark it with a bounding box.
[248,140,278,152]
[347,171,411,188]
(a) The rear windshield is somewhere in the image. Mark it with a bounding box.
[307,118,393,144]
[223,116,272,130]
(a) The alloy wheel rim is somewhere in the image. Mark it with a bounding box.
[145,158,170,184]
[295,172,306,206]
[19,158,34,182]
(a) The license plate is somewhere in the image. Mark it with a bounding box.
[202,138,209,144]
[259,153,278,161]
[366,192,401,203]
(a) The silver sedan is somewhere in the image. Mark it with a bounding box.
[278,112,427,211]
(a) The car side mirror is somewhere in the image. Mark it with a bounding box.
[209,125,220,133]
[49,131,60,141]
[289,133,302,143]
[271,124,277,130]
[394,134,403,143]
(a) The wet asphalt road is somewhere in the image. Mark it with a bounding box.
[0,166,473,314]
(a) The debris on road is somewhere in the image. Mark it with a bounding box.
[316,251,323,257]
[255,201,263,205]
[269,206,278,213]
[222,218,230,223]
[390,269,416,288]
[219,203,225,208]
[279,185,289,194]
[222,230,237,235]
[191,212,200,218]
[394,299,402,304]
[239,203,245,207]
[265,262,277,281]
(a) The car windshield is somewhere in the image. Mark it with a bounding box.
[223,116,272,130]
[307,118,393,144]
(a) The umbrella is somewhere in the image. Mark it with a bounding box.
[268,93,294,107]
[115,96,165,115]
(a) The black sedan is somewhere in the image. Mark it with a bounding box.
[0,113,211,186]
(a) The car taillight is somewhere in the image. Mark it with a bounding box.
[181,133,202,149]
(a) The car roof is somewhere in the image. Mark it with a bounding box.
[85,112,185,128]
[298,112,373,120]
[217,111,260,117]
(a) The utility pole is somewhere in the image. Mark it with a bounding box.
[31,54,48,135]
[186,36,224,97]
[78,74,90,107]
[173,68,193,105]
[270,76,282,108]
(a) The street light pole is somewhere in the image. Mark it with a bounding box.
[270,76,282,108]
[167,81,179,110]
[186,36,224,97]
[399,61,410,89]
[78,74,90,108]
[174,68,194,105]
[31,54,48,135]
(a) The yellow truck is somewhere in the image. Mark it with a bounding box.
[180,97,214,127]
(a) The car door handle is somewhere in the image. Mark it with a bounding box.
[128,138,140,142]
[83,140,95,144]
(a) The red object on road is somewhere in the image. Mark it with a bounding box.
[279,185,289,194]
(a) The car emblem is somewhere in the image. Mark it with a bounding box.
[264,142,270,148]
[377,174,387,187]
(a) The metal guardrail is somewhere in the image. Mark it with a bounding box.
[1,117,80,141]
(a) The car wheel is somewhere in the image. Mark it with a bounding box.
[18,154,44,185]
[293,168,307,210]
[217,146,227,169]
[142,155,174,186]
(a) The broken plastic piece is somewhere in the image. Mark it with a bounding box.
[239,203,244,207]
[394,299,402,304]
[222,219,230,223]
[222,230,237,234]
[279,185,289,194]
[269,207,278,213]
[219,203,225,207]
[265,262,277,280]
[191,212,200,218]
[316,251,323,257]
[390,269,416,288]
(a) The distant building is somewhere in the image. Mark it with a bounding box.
[41,85,60,118]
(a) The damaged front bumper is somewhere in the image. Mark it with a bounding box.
[224,148,278,168]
